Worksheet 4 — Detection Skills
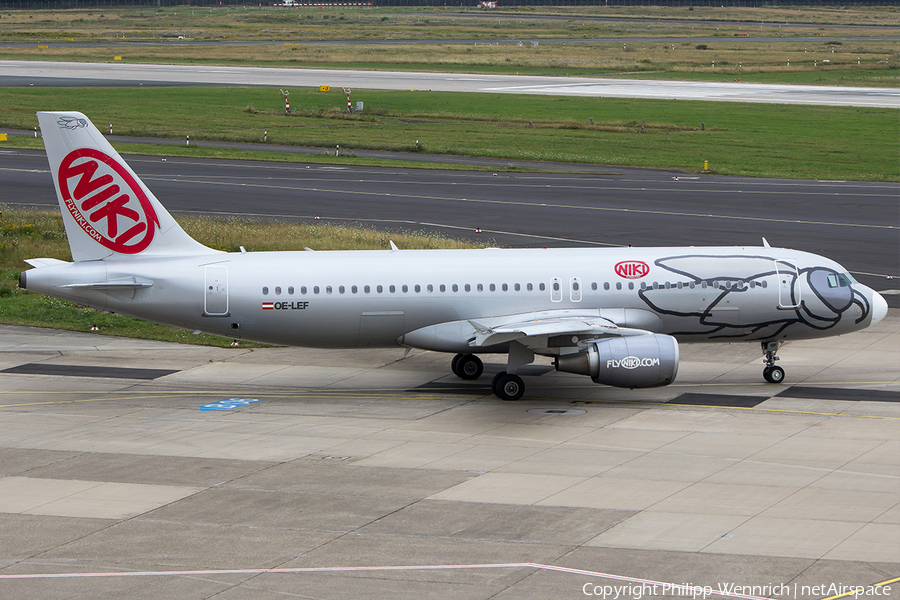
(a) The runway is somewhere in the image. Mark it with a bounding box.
[2,60,898,107]
[3,149,897,297]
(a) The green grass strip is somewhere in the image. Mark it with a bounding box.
[0,86,896,181]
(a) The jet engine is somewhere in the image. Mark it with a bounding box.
[554,334,679,388]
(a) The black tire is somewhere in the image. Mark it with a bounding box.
[491,371,506,395]
[764,365,785,384]
[450,353,464,377]
[495,373,525,401]
[456,354,483,380]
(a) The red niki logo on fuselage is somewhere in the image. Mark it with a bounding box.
[58,148,160,254]
[615,260,650,279]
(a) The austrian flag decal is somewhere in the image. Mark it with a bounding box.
[262,302,274,310]
[58,148,160,254]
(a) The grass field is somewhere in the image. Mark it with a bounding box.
[0,86,896,181]
[0,207,480,345]
[1,6,897,85]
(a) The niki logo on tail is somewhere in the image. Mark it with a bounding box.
[58,148,160,254]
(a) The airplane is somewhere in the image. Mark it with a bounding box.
[19,112,889,400]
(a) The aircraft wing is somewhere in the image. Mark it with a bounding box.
[467,312,649,348]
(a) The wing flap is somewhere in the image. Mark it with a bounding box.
[469,315,623,347]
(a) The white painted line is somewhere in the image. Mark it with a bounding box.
[0,562,776,599]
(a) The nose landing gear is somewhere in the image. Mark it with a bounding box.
[761,341,786,383]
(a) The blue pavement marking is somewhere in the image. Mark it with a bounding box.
[199,398,262,411]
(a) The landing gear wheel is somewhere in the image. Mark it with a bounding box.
[450,353,464,377]
[763,365,785,384]
[493,372,525,401]
[491,372,506,396]
[455,354,483,380]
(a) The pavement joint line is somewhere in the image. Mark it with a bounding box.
[1,392,895,419]
[0,562,776,598]
[819,577,900,600]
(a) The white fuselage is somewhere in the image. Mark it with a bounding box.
[24,245,881,356]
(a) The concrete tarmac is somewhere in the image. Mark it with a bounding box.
[0,315,897,598]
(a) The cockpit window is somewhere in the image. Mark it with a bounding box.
[827,273,855,288]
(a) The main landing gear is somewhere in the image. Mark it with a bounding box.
[453,352,523,400]
[761,341,786,384]
[451,343,534,401]
[451,352,483,380]
[491,372,525,401]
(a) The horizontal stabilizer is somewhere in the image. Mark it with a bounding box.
[24,258,68,268]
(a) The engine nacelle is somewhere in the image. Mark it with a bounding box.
[555,334,679,388]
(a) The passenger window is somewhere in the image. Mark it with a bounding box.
[390,285,396,293]
[604,282,610,291]
[515,283,521,291]
[351,285,358,294]
[288,286,294,295]
[592,282,598,291]
[327,286,333,294]
[616,282,621,290]
[539,283,546,291]
[628,282,634,290]
[301,286,307,295]
[275,286,281,295]
[440,284,446,292]
[364,285,370,293]
[415,284,421,293]
[502,283,508,291]
[452,284,459,292]
[465,284,471,292]
[489,283,495,292]
[339,286,345,294]
[262,286,269,295]
[527,283,533,291]
[314,286,320,294]
[478,283,484,292]
[402,285,408,293]
[377,285,383,293]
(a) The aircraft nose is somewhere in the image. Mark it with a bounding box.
[871,290,888,326]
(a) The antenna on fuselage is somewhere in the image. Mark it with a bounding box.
[762,237,771,248]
